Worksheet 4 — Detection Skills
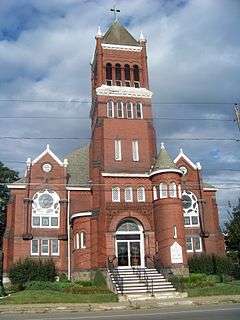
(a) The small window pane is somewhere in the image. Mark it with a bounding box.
[31,239,39,255]
[126,103,133,119]
[136,103,143,119]
[41,239,49,255]
[51,217,58,227]
[32,216,40,226]
[112,187,120,202]
[125,187,133,202]
[137,187,145,202]
[191,216,199,225]
[132,140,139,161]
[80,232,86,249]
[193,237,201,251]
[114,140,122,161]
[42,217,49,226]
[184,216,191,225]
[117,101,124,118]
[115,64,121,80]
[186,237,193,251]
[51,239,59,255]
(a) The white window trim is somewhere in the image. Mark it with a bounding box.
[169,182,177,198]
[41,239,49,256]
[159,183,168,199]
[137,187,145,202]
[31,239,39,256]
[124,187,133,202]
[112,187,121,202]
[51,239,60,256]
[153,186,158,200]
[117,101,124,118]
[178,184,182,198]
[114,140,122,161]
[132,140,139,162]
[183,190,200,228]
[126,102,133,119]
[136,102,143,119]
[75,233,80,250]
[107,101,114,118]
[80,232,86,249]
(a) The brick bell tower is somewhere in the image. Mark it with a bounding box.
[89,17,157,266]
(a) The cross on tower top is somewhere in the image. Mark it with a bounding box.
[110,4,120,21]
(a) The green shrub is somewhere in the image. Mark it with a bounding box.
[93,270,107,288]
[58,273,70,283]
[25,281,71,291]
[188,254,214,275]
[9,258,57,287]
[169,273,218,291]
[73,280,93,287]
[168,275,185,292]
[64,285,110,294]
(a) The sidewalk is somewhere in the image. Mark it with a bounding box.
[0,295,240,314]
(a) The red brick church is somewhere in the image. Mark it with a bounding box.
[3,17,225,284]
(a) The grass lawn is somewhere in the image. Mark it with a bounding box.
[0,290,118,304]
[187,281,240,297]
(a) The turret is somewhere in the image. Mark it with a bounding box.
[150,143,188,274]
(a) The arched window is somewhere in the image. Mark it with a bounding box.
[135,102,143,119]
[106,63,112,80]
[32,189,60,228]
[112,187,120,202]
[116,101,124,118]
[182,190,200,227]
[115,63,122,85]
[159,183,168,198]
[107,101,114,118]
[169,182,177,198]
[137,187,145,202]
[126,102,133,119]
[80,231,86,249]
[133,65,140,87]
[117,220,140,232]
[124,187,133,202]
[153,186,158,200]
[124,64,131,86]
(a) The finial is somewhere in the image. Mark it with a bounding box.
[196,162,202,170]
[110,4,120,21]
[180,148,183,154]
[63,158,68,168]
[26,157,32,169]
[139,31,145,42]
[46,144,50,151]
[96,26,102,38]
[160,142,165,149]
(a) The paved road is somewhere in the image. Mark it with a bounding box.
[1,304,240,320]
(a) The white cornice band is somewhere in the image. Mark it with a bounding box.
[70,212,93,221]
[7,184,26,189]
[203,187,218,191]
[96,85,153,98]
[66,186,91,191]
[101,43,142,52]
[102,169,183,178]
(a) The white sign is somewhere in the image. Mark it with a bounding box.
[170,241,183,264]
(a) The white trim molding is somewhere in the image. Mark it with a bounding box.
[70,212,93,221]
[174,148,198,170]
[101,43,142,52]
[96,85,153,99]
[102,172,149,178]
[7,184,26,189]
[66,186,91,191]
[149,168,183,177]
[203,187,218,191]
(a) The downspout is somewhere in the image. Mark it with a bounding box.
[67,190,71,280]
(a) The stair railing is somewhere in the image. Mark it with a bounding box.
[133,266,150,294]
[106,256,123,295]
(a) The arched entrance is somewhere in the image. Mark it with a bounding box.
[115,219,145,268]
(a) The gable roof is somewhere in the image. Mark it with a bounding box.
[154,143,178,170]
[102,20,140,46]
[32,144,63,166]
[66,145,89,186]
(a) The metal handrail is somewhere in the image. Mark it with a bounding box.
[107,256,123,295]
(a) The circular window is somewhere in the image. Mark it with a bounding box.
[38,193,54,208]
[182,194,192,209]
[182,190,199,215]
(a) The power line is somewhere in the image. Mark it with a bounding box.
[0,115,234,122]
[0,136,237,141]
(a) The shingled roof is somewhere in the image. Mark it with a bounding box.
[153,143,178,171]
[66,145,89,186]
[102,20,140,46]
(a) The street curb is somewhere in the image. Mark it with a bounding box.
[0,295,240,314]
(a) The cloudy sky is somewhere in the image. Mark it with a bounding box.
[0,0,239,224]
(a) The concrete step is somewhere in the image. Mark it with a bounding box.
[117,288,176,294]
[112,278,170,284]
